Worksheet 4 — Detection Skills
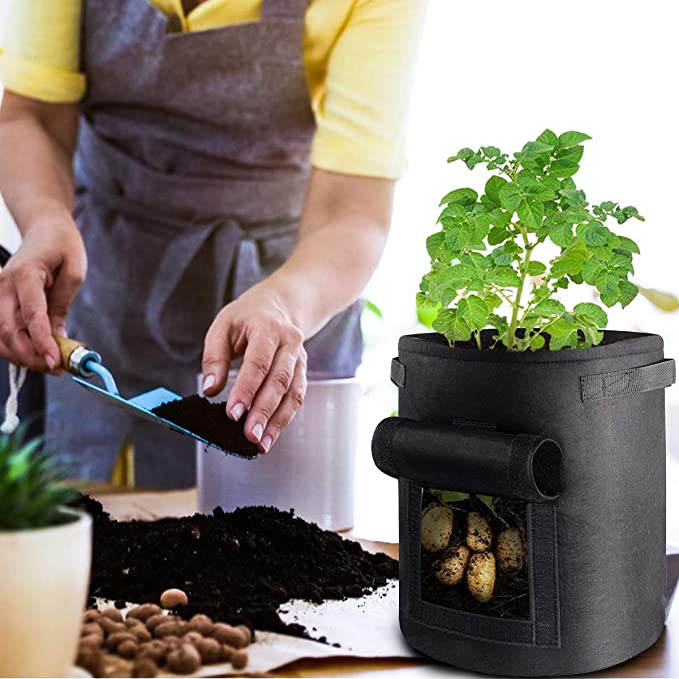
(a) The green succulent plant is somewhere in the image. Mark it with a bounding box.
[0,428,78,530]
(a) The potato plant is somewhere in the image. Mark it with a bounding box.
[418,130,644,351]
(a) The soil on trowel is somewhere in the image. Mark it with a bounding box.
[73,495,398,640]
[152,394,259,458]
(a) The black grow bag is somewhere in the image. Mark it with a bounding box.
[372,330,676,676]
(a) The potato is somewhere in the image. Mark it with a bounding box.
[118,639,138,659]
[105,631,137,651]
[83,609,100,623]
[145,613,170,632]
[81,622,104,641]
[466,552,496,603]
[211,622,245,647]
[133,658,159,677]
[79,634,103,652]
[236,624,253,646]
[99,616,126,636]
[130,625,153,643]
[137,640,167,665]
[231,649,248,670]
[127,603,162,622]
[101,607,123,623]
[195,637,222,664]
[496,527,526,574]
[76,649,106,678]
[435,544,471,585]
[160,588,188,609]
[154,620,183,638]
[166,643,202,674]
[187,613,213,636]
[420,502,453,553]
[466,512,492,552]
[220,644,236,662]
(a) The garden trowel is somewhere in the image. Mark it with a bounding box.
[55,336,221,450]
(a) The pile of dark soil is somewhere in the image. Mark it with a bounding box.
[420,493,529,619]
[73,495,398,639]
[152,395,259,458]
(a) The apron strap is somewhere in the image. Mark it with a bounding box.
[261,0,309,20]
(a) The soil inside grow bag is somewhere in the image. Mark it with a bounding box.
[72,495,398,639]
[420,492,529,619]
[152,394,259,458]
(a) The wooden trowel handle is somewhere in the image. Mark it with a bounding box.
[54,336,94,375]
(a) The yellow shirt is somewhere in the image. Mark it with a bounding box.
[0,0,427,179]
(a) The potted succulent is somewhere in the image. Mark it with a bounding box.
[0,429,92,677]
[372,131,676,676]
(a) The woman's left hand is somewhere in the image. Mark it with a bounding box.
[201,282,307,454]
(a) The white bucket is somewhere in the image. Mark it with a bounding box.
[196,374,360,531]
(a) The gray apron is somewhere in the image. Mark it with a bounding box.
[46,0,363,488]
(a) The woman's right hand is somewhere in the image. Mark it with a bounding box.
[0,219,87,372]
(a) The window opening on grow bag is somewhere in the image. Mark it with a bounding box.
[420,489,530,620]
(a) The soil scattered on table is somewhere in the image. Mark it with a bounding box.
[73,495,398,639]
[151,395,259,458]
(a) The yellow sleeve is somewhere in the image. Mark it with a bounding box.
[0,0,85,102]
[311,0,428,180]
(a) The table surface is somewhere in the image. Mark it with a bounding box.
[93,488,678,679]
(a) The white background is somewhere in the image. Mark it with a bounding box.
[1,0,678,543]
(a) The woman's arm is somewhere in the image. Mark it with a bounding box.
[202,168,393,452]
[0,91,85,371]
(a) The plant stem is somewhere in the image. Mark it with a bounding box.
[506,235,533,350]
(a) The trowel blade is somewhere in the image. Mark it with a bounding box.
[72,378,214,449]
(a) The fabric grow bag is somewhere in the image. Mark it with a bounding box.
[372,330,676,677]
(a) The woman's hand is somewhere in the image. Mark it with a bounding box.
[0,219,87,371]
[201,282,307,454]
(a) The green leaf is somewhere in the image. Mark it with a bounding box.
[529,333,546,350]
[526,261,547,276]
[573,302,608,327]
[619,280,639,308]
[558,131,592,148]
[518,198,544,230]
[448,148,474,163]
[433,308,472,343]
[521,141,554,160]
[440,188,478,206]
[487,267,522,287]
[616,236,641,254]
[426,232,445,260]
[465,295,490,328]
[596,271,620,305]
[534,299,566,316]
[551,159,580,177]
[484,176,508,207]
[551,250,586,276]
[481,146,501,158]
[499,182,522,212]
[537,129,558,146]
[363,299,383,319]
[577,222,610,247]
[476,494,494,509]
[438,490,470,504]
[416,295,441,329]
[445,225,471,251]
[549,222,573,248]
[488,226,511,245]
[582,259,605,284]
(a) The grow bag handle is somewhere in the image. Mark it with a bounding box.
[372,417,562,503]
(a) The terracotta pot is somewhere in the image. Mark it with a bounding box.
[0,507,92,677]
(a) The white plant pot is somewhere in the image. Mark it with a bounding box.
[0,507,92,677]
[197,375,360,531]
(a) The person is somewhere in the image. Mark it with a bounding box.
[0,0,426,487]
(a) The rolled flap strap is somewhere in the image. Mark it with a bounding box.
[372,417,561,503]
